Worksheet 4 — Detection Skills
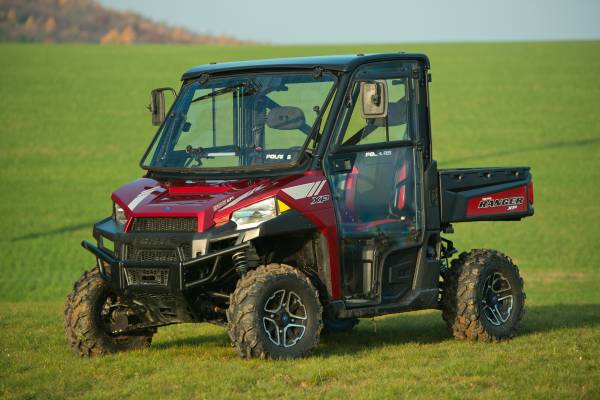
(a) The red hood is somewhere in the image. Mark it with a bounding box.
[112,177,296,232]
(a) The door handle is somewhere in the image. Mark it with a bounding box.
[332,158,353,173]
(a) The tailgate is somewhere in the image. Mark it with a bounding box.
[439,167,534,224]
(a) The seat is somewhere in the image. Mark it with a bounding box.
[341,148,412,234]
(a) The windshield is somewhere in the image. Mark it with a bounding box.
[142,72,337,172]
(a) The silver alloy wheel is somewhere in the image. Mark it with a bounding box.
[262,289,308,348]
[481,271,514,326]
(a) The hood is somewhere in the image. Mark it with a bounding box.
[112,177,294,232]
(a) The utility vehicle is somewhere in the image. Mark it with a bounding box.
[65,53,534,359]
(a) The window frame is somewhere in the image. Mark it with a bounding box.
[329,61,420,154]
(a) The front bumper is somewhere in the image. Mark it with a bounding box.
[82,239,250,290]
[87,217,257,292]
[82,217,260,326]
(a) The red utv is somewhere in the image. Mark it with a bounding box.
[65,53,534,359]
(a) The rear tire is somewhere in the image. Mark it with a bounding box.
[441,249,525,341]
[64,267,154,356]
[227,263,323,359]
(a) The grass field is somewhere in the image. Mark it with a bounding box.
[0,41,599,399]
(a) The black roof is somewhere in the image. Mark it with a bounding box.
[181,52,430,80]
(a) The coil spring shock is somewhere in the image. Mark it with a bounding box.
[232,250,248,276]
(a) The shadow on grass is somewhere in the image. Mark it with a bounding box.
[317,311,447,357]
[147,303,600,356]
[152,331,230,350]
[519,303,600,335]
[442,137,600,165]
[315,303,600,357]
[11,221,94,242]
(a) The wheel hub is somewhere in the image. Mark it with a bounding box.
[99,293,136,335]
[262,289,307,348]
[481,271,514,326]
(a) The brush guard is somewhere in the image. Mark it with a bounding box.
[82,240,251,291]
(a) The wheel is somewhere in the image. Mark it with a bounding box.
[323,318,359,334]
[441,249,526,341]
[64,267,154,356]
[227,263,323,359]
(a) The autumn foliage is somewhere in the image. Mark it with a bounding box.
[0,0,248,44]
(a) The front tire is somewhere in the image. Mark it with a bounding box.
[441,249,525,341]
[227,263,323,359]
[64,267,154,356]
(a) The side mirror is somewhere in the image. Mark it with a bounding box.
[148,87,176,126]
[360,80,388,119]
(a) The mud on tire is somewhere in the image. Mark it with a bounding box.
[441,249,526,341]
[227,263,323,359]
[64,267,154,356]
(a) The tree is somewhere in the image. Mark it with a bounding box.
[7,9,17,23]
[120,26,136,44]
[100,28,120,44]
[45,17,56,33]
[25,16,37,32]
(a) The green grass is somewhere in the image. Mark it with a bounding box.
[1,42,599,399]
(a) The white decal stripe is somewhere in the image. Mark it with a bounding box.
[305,181,320,197]
[282,182,313,200]
[306,181,320,197]
[219,185,265,210]
[282,180,327,200]
[319,180,327,194]
[128,187,159,210]
[313,180,327,196]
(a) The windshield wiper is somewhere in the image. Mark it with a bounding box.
[191,81,257,104]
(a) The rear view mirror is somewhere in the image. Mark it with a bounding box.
[266,106,306,130]
[148,87,176,126]
[360,80,388,119]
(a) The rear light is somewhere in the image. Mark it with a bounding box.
[527,181,534,205]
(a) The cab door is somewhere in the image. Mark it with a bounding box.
[324,61,424,305]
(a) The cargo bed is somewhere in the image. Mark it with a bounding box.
[439,167,534,224]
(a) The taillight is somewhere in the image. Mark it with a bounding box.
[527,181,534,205]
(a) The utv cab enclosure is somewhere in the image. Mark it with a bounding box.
[65,53,534,359]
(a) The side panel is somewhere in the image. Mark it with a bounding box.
[276,172,342,300]
[439,167,534,223]
[466,185,528,217]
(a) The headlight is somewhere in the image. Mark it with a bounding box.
[231,198,289,230]
[113,202,127,227]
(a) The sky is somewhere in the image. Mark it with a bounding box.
[100,0,600,44]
